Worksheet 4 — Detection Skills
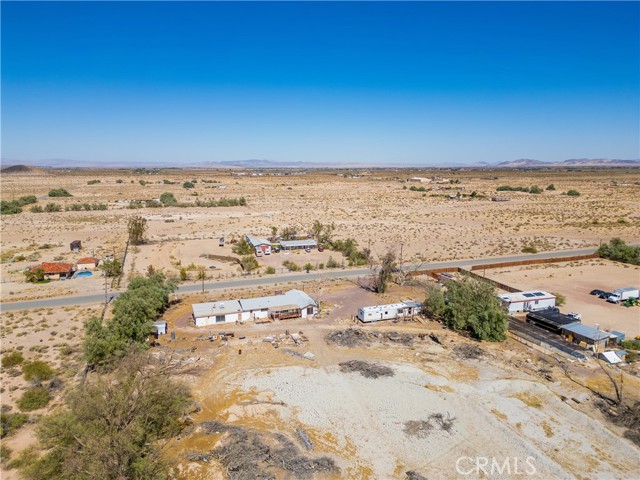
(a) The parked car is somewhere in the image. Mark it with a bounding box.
[304,247,311,253]
[567,312,582,320]
[273,247,281,253]
[590,289,604,296]
[318,245,324,252]
[599,291,613,299]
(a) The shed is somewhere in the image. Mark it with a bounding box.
[152,321,168,336]
[500,291,556,313]
[561,322,611,353]
[600,351,622,364]
[70,240,82,252]
[76,257,99,271]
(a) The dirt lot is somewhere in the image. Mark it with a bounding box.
[484,259,640,337]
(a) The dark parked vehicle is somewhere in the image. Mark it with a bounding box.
[318,245,324,252]
[599,291,613,299]
[590,289,604,296]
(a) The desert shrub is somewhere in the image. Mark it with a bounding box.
[597,238,640,265]
[2,351,24,368]
[116,179,124,183]
[265,266,276,274]
[1,405,29,438]
[566,189,580,197]
[183,181,195,189]
[48,189,71,197]
[29,205,43,213]
[326,256,339,268]
[23,360,54,382]
[529,185,543,194]
[282,260,299,272]
[44,203,62,212]
[546,184,556,190]
[551,291,566,306]
[521,245,538,254]
[87,180,101,185]
[17,387,51,411]
[303,263,315,272]
[1,201,22,215]
[241,256,259,272]
[496,185,529,192]
[160,192,178,206]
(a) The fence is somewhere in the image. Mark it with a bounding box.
[469,253,599,271]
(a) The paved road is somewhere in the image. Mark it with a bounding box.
[0,247,600,312]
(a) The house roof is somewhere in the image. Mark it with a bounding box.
[193,300,242,318]
[280,239,318,248]
[500,291,555,303]
[562,322,611,341]
[245,235,271,247]
[239,289,316,311]
[77,257,98,264]
[33,262,74,274]
[359,301,421,313]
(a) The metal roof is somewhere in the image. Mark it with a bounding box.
[562,322,611,341]
[279,239,318,248]
[359,301,421,313]
[240,289,316,311]
[245,235,271,247]
[192,300,242,318]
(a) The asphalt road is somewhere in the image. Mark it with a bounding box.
[0,247,600,312]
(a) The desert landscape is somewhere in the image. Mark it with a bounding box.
[1,166,639,479]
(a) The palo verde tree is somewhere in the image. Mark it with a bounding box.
[127,214,148,245]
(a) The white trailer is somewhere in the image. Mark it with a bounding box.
[607,287,639,303]
[357,301,422,323]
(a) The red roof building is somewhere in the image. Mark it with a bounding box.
[31,262,74,278]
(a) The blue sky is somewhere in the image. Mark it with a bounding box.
[2,1,638,166]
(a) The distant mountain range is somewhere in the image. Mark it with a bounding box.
[1,157,638,170]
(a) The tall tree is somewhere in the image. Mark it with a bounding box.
[373,251,397,294]
[127,215,148,246]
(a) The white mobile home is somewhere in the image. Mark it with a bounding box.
[192,289,318,327]
[357,301,422,323]
[245,235,272,256]
[499,291,556,314]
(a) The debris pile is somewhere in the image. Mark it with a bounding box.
[326,328,435,348]
[325,328,371,347]
[406,471,428,480]
[188,421,338,479]
[453,343,485,360]
[339,360,394,379]
[404,413,456,438]
[263,331,309,348]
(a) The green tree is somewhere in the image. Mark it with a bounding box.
[127,215,148,245]
[442,277,508,341]
[303,262,314,273]
[597,238,640,265]
[270,226,278,241]
[280,226,298,240]
[232,237,254,255]
[183,181,195,189]
[422,283,446,319]
[101,258,122,277]
[159,192,177,206]
[24,267,45,283]
[21,352,190,480]
[179,267,188,281]
[196,265,206,293]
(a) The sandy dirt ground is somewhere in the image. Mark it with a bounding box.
[484,259,640,337]
[2,168,639,303]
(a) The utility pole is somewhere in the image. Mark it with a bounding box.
[104,267,108,306]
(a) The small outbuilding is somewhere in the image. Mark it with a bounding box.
[152,321,168,336]
[76,257,99,271]
[357,301,422,323]
[499,291,556,313]
[561,322,611,353]
[70,240,82,252]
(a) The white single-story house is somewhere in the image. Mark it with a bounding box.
[357,301,422,323]
[245,235,272,256]
[192,289,318,326]
[499,291,556,313]
[279,239,318,250]
[152,320,168,336]
[76,257,99,271]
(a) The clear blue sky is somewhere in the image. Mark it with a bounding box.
[2,1,638,166]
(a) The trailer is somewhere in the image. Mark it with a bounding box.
[357,301,422,323]
[607,287,639,304]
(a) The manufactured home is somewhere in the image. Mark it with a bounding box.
[499,291,556,313]
[192,289,318,327]
[357,301,422,323]
[245,235,272,256]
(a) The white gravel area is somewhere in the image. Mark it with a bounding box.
[236,362,640,479]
